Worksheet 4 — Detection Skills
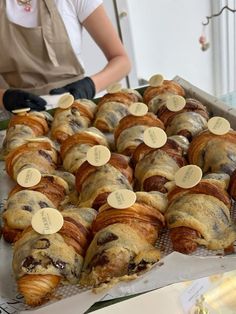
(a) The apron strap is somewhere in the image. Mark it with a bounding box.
[40,0,59,67]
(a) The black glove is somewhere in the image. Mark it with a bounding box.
[3,89,46,112]
[49,77,96,100]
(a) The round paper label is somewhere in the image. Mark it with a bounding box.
[166,95,186,112]
[175,165,202,189]
[58,93,74,109]
[149,74,164,87]
[107,82,122,93]
[17,168,42,188]
[129,102,148,116]
[86,145,111,166]
[143,127,167,148]
[31,207,64,235]
[207,116,230,135]
[12,108,30,114]
[107,189,137,209]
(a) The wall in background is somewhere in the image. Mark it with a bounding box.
[127,0,214,94]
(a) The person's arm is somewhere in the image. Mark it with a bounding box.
[83,4,131,93]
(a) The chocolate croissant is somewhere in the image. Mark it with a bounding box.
[157,98,209,140]
[80,223,161,287]
[2,111,52,156]
[2,174,69,243]
[114,113,164,156]
[13,206,97,306]
[166,179,236,254]
[76,153,133,210]
[93,92,134,132]
[60,127,109,174]
[93,192,166,245]
[188,129,236,175]
[132,138,186,193]
[143,80,185,113]
[51,99,97,143]
[5,139,58,180]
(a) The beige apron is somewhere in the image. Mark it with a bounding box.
[0,0,84,95]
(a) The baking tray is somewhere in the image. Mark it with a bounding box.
[1,76,236,314]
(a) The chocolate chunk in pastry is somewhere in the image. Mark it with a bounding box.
[166,179,236,253]
[114,113,164,156]
[13,206,96,306]
[188,129,236,175]
[94,92,134,132]
[51,99,97,143]
[60,127,109,174]
[76,153,133,209]
[80,223,160,287]
[143,80,185,113]
[132,139,186,193]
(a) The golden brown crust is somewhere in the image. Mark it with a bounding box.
[157,98,209,125]
[143,80,185,105]
[17,274,61,307]
[2,222,22,243]
[97,92,134,109]
[75,153,133,193]
[8,113,49,135]
[92,202,165,245]
[5,141,58,178]
[229,169,236,200]
[114,113,164,145]
[169,227,199,254]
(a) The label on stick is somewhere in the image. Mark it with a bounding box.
[31,207,64,235]
[207,116,230,135]
[86,145,111,166]
[107,189,137,209]
[166,95,186,112]
[58,93,74,109]
[17,167,42,188]
[175,165,202,189]
[149,74,164,87]
[143,127,167,148]
[129,102,148,116]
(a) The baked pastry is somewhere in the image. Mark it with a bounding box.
[51,99,97,143]
[76,153,133,210]
[132,138,186,193]
[13,206,97,306]
[80,223,161,287]
[114,113,164,155]
[2,174,69,243]
[60,127,109,174]
[188,129,236,175]
[93,92,134,132]
[5,139,58,180]
[1,111,52,156]
[93,192,166,245]
[157,98,209,140]
[143,80,185,113]
[166,179,236,254]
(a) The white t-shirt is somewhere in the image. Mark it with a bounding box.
[6,0,103,65]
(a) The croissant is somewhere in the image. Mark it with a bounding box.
[188,129,236,175]
[132,138,186,193]
[93,192,166,245]
[2,111,52,155]
[143,80,185,113]
[93,92,134,132]
[166,179,236,254]
[60,127,109,174]
[13,206,97,306]
[5,139,58,180]
[51,99,97,143]
[80,223,161,287]
[114,113,164,156]
[157,98,209,140]
[76,153,133,209]
[2,174,69,243]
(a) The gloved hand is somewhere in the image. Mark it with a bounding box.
[49,77,96,100]
[3,89,46,112]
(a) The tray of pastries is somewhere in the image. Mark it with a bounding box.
[1,75,236,312]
